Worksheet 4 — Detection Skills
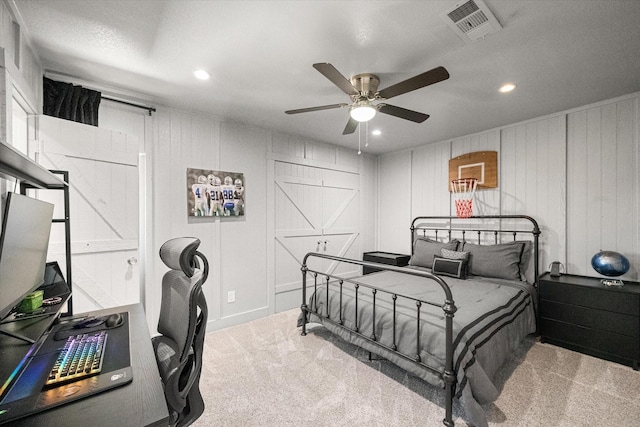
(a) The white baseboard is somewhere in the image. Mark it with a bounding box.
[205,306,270,332]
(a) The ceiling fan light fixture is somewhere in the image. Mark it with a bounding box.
[193,69,210,80]
[350,102,377,122]
[499,83,516,93]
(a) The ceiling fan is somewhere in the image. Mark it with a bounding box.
[285,63,450,135]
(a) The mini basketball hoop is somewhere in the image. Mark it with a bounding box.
[451,178,478,218]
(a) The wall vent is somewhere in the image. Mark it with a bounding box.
[441,0,502,43]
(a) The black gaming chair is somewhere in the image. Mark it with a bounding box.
[152,237,209,427]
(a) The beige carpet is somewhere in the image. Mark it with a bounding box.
[193,309,640,427]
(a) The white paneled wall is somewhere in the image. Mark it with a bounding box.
[379,92,639,281]
[0,1,42,149]
[152,110,229,328]
[271,132,305,160]
[101,103,376,332]
[378,150,412,254]
[567,97,638,279]
[411,141,450,218]
[219,122,268,320]
[0,1,42,109]
[500,115,566,271]
[359,152,378,254]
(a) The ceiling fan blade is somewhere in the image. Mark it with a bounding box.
[377,66,449,100]
[378,104,430,123]
[313,63,359,97]
[285,103,347,114]
[342,117,359,135]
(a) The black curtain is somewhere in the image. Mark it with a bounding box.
[43,77,101,126]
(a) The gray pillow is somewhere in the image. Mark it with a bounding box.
[518,240,533,280]
[409,238,459,268]
[441,248,469,260]
[461,241,524,280]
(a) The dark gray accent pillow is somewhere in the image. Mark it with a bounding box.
[409,238,458,268]
[440,248,470,276]
[461,241,525,280]
[432,256,467,279]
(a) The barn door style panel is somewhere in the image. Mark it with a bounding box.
[34,115,140,313]
[274,161,360,311]
[321,168,360,277]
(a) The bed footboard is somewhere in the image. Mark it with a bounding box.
[299,215,541,427]
[300,253,457,427]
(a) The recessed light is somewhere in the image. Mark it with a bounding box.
[372,129,381,136]
[499,83,516,93]
[193,69,210,80]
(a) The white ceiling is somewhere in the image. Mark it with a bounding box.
[13,0,640,155]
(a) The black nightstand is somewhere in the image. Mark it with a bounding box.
[362,251,411,275]
[538,272,640,370]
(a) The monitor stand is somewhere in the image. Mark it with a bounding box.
[0,309,60,344]
[0,328,37,344]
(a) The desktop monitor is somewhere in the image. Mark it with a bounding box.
[0,192,54,321]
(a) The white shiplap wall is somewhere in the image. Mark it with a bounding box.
[0,0,42,146]
[411,141,450,218]
[499,115,566,271]
[219,122,269,321]
[379,92,639,281]
[101,103,377,332]
[378,150,412,254]
[566,97,638,279]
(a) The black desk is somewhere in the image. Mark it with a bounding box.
[2,304,169,427]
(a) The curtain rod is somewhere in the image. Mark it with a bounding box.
[102,96,156,116]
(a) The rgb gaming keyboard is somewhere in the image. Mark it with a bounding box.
[45,331,108,387]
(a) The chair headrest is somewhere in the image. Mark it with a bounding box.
[159,237,201,277]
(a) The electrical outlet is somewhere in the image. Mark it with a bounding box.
[227,291,235,303]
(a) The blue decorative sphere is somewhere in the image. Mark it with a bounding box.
[591,251,630,277]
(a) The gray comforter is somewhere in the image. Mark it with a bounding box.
[299,269,536,427]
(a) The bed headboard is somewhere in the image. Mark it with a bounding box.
[410,215,541,285]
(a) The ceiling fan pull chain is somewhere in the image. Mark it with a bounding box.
[358,123,362,155]
[365,121,369,148]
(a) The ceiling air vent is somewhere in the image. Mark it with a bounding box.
[441,0,502,43]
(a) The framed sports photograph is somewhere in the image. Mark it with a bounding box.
[186,168,245,217]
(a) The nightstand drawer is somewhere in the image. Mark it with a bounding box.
[539,281,639,316]
[540,318,639,360]
[540,300,639,337]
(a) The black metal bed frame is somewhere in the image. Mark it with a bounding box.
[299,215,540,427]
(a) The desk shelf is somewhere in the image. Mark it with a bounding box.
[0,142,66,189]
[0,141,73,316]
